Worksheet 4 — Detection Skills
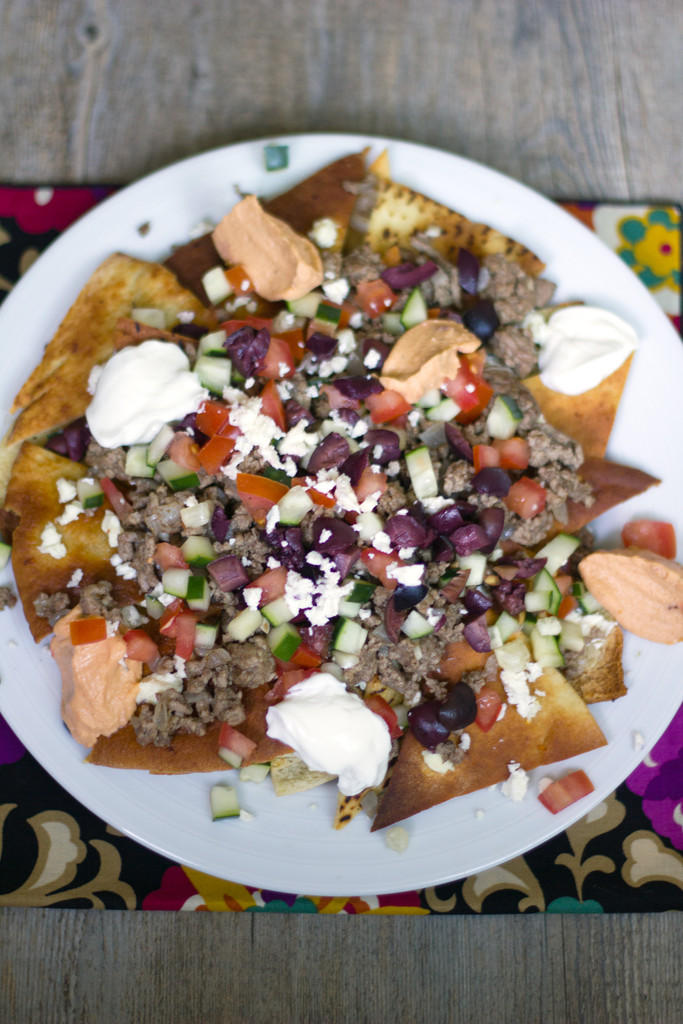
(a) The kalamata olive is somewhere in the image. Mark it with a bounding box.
[407,701,450,750]
[436,683,477,731]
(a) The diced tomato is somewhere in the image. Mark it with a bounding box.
[259,335,295,380]
[154,542,188,570]
[70,616,107,646]
[288,643,323,669]
[293,477,337,509]
[354,467,387,503]
[493,437,529,470]
[278,328,306,364]
[621,520,677,559]
[221,316,273,334]
[557,594,578,619]
[355,278,396,318]
[365,694,402,740]
[321,383,360,411]
[100,477,132,517]
[123,629,160,667]
[443,356,494,423]
[473,444,500,472]
[218,722,257,762]
[197,433,237,474]
[427,307,443,319]
[259,379,287,430]
[158,598,183,636]
[266,668,314,703]
[475,685,503,732]
[505,477,547,519]
[466,350,486,377]
[167,432,201,471]
[246,566,288,606]
[360,548,405,590]
[554,574,573,596]
[338,300,357,329]
[236,473,289,526]
[365,389,411,424]
[224,265,254,295]
[538,769,595,814]
[174,609,198,660]
[196,399,231,436]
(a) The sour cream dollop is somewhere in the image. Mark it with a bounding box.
[528,305,638,396]
[265,673,392,795]
[86,340,207,448]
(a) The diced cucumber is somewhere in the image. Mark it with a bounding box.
[354,511,384,543]
[181,535,216,567]
[530,626,565,668]
[267,622,302,661]
[264,143,289,171]
[239,762,270,783]
[457,553,487,587]
[163,568,191,598]
[210,783,240,820]
[346,579,377,603]
[332,617,368,655]
[400,286,428,329]
[425,397,459,422]
[571,581,601,614]
[147,424,174,468]
[261,466,293,487]
[405,446,438,500]
[76,478,104,509]
[277,486,314,525]
[157,459,200,491]
[381,312,405,336]
[417,388,442,408]
[198,329,228,357]
[315,300,342,327]
[486,394,523,440]
[132,307,166,330]
[559,619,585,652]
[524,589,553,613]
[202,266,232,305]
[339,599,362,618]
[219,747,243,769]
[227,607,265,641]
[145,595,165,620]
[186,575,211,611]
[522,612,537,637]
[286,290,323,318]
[194,621,218,650]
[180,500,214,530]
[531,568,562,614]
[332,650,360,669]
[262,596,295,627]
[193,354,232,394]
[493,610,520,644]
[494,636,531,673]
[0,541,11,570]
[535,533,580,576]
[401,610,434,640]
[125,444,155,479]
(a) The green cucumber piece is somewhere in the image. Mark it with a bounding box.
[457,553,487,587]
[277,486,314,525]
[0,541,11,570]
[264,144,289,171]
[125,444,155,479]
[405,446,438,500]
[531,568,562,614]
[193,354,232,394]
[132,307,166,329]
[331,617,368,655]
[157,459,200,491]
[186,575,211,611]
[286,290,323,318]
[261,596,295,627]
[332,650,360,669]
[315,300,342,326]
[416,387,442,408]
[381,311,405,336]
[267,622,302,661]
[494,610,520,643]
[262,466,293,487]
[162,568,191,598]
[571,581,601,614]
[210,783,240,820]
[559,619,585,652]
[147,424,174,468]
[76,478,104,509]
[145,595,165,620]
[530,626,565,668]
[194,621,219,649]
[400,286,428,329]
[227,607,265,641]
[346,579,377,603]
[425,397,459,422]
[486,394,523,440]
[401,610,434,640]
[180,500,214,530]
[198,329,228,357]
[239,762,270,783]
[202,267,232,305]
[181,535,216,567]
[338,599,362,618]
[536,533,581,576]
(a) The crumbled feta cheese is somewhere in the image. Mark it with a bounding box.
[56,478,77,503]
[373,531,392,554]
[67,568,84,588]
[242,557,252,567]
[306,550,325,566]
[350,418,369,438]
[349,310,363,329]
[276,378,294,400]
[633,731,645,752]
[475,809,485,820]
[224,397,286,479]
[566,610,616,637]
[336,328,356,355]
[280,420,318,459]
[386,460,400,477]
[265,504,280,533]
[239,809,255,822]
[500,667,542,720]
[318,355,348,378]
[322,277,349,304]
[177,310,195,324]
[399,547,416,560]
[56,500,84,526]
[420,496,453,514]
[424,225,443,238]
[116,561,137,580]
[536,616,562,636]
[244,377,255,389]
[422,750,454,774]
[136,671,183,706]
[173,655,187,679]
[426,608,443,627]
[501,761,529,802]
[387,563,425,587]
[266,556,281,569]
[358,608,371,620]
[385,826,410,853]
[459,732,471,752]
[309,217,339,249]
[38,523,66,560]
[407,409,422,428]
[537,776,553,793]
[363,348,382,369]
[244,587,262,610]
[284,563,352,627]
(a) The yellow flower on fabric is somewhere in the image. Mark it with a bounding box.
[617,209,680,292]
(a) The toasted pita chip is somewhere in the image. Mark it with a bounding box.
[164,233,223,306]
[238,683,292,766]
[270,753,334,796]
[4,442,140,641]
[564,621,626,703]
[262,151,368,253]
[371,667,607,831]
[369,149,391,182]
[334,768,393,830]
[8,254,214,446]
[563,457,660,536]
[87,722,225,773]
[523,355,633,460]
[366,180,545,276]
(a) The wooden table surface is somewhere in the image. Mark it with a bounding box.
[1,1,681,1021]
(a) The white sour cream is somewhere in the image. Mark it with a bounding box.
[86,340,207,448]
[265,672,392,795]
[529,305,638,396]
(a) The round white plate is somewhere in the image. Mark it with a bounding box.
[0,134,681,897]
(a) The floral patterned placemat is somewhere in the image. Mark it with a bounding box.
[0,187,681,913]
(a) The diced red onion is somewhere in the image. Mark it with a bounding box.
[265,526,306,570]
[407,701,451,750]
[211,505,231,542]
[207,554,249,591]
[224,325,270,377]
[300,622,334,659]
[384,595,407,644]
[362,338,390,370]
[312,517,356,554]
[428,505,466,536]
[436,682,477,730]
[381,260,438,290]
[463,300,499,342]
[441,571,469,603]
[456,248,480,295]
[385,514,429,550]
[392,583,428,612]
[330,546,361,578]
[464,586,494,616]
[333,376,384,401]
[494,579,526,615]
[340,448,369,486]
[305,332,337,358]
[363,429,401,465]
[307,433,350,474]
[444,422,473,464]
[173,322,206,340]
[477,507,505,552]
[463,614,492,652]
[471,467,511,497]
[451,523,490,556]
[284,399,315,429]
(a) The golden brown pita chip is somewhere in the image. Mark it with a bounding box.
[87,722,225,773]
[270,753,334,795]
[366,180,545,276]
[4,442,140,641]
[239,683,292,766]
[372,668,607,831]
[369,149,391,182]
[565,622,626,704]
[523,355,633,460]
[8,254,214,445]
[563,457,660,536]
[333,769,392,830]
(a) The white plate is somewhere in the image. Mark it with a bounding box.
[0,134,681,897]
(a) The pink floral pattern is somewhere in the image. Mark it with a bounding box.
[626,703,683,851]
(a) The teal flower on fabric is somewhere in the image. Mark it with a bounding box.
[546,897,603,914]
[617,208,680,291]
[247,896,319,913]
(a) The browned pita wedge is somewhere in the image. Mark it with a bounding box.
[563,457,660,536]
[564,621,626,703]
[523,355,634,459]
[4,443,140,641]
[164,233,223,306]
[8,254,214,446]
[366,180,545,276]
[371,668,607,831]
[239,683,292,766]
[87,722,225,773]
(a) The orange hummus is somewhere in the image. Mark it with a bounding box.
[51,607,143,748]
[379,320,481,404]
[211,195,323,302]
[579,548,683,644]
